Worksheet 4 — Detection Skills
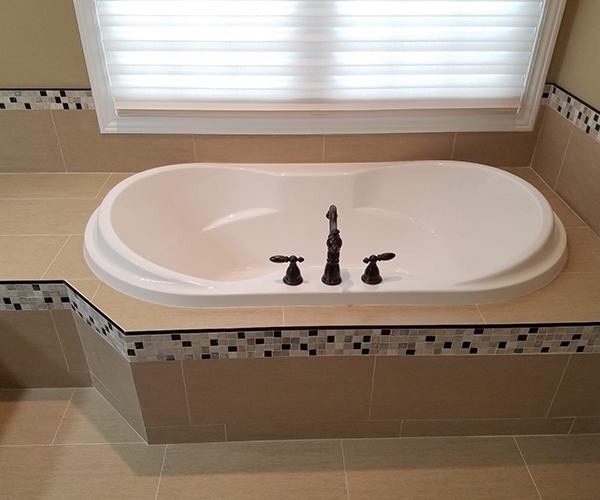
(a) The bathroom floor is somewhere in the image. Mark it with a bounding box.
[1,387,598,500]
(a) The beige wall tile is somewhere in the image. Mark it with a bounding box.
[44,235,95,280]
[0,235,68,279]
[93,283,284,331]
[157,441,347,500]
[556,126,600,235]
[477,272,600,323]
[0,443,165,500]
[516,435,600,500]
[96,173,133,199]
[0,388,74,444]
[324,132,454,163]
[195,134,323,163]
[53,388,143,444]
[0,173,109,198]
[500,167,552,192]
[183,356,374,425]
[343,437,541,500]
[563,228,600,272]
[131,361,190,427]
[51,309,89,372]
[401,417,575,438]
[531,108,574,187]
[0,111,64,173]
[227,420,402,442]
[370,355,568,420]
[53,110,196,172]
[74,314,145,436]
[0,199,100,235]
[570,416,600,434]
[146,425,226,444]
[0,311,89,388]
[284,304,483,327]
[542,191,586,227]
[548,354,600,417]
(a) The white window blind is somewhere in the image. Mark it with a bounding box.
[96,0,547,113]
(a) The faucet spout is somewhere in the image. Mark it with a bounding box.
[326,205,338,233]
[322,205,343,286]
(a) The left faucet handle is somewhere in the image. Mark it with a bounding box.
[269,255,305,286]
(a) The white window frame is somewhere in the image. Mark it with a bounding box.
[73,0,567,135]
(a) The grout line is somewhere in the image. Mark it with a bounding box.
[90,281,102,302]
[0,197,102,200]
[568,418,576,435]
[281,307,285,327]
[192,135,198,162]
[0,233,83,237]
[49,110,68,173]
[51,388,76,445]
[0,442,147,448]
[450,132,458,159]
[180,362,193,426]
[94,174,112,199]
[367,356,378,421]
[475,305,487,324]
[40,234,72,279]
[513,436,545,500]
[321,135,326,162]
[224,424,228,443]
[399,420,403,438]
[545,354,572,418]
[340,440,351,500]
[154,444,168,500]
[49,309,72,372]
[553,124,574,191]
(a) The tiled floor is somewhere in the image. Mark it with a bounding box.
[1,387,599,499]
[0,169,599,329]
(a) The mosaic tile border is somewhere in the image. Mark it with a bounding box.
[1,281,600,362]
[0,89,95,110]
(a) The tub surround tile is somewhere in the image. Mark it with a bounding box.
[0,388,74,445]
[563,228,600,273]
[555,126,600,236]
[500,167,552,192]
[95,173,133,199]
[342,437,542,500]
[157,441,348,500]
[515,435,600,500]
[194,134,324,163]
[401,417,575,438]
[51,309,89,372]
[570,417,600,435]
[477,272,600,324]
[531,107,574,187]
[146,424,226,444]
[323,132,454,163]
[44,235,97,280]
[0,443,166,500]
[0,235,69,279]
[67,279,101,300]
[53,388,143,444]
[542,191,586,227]
[183,356,374,425]
[0,198,100,235]
[53,110,196,172]
[0,111,65,173]
[370,355,569,421]
[0,173,110,199]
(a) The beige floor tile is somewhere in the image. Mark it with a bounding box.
[477,272,600,323]
[563,228,600,273]
[93,283,284,331]
[516,435,600,500]
[500,167,552,192]
[0,443,165,500]
[44,235,96,279]
[53,388,143,444]
[0,199,100,235]
[96,173,134,199]
[283,303,483,327]
[543,191,586,227]
[67,279,101,300]
[157,440,348,500]
[0,235,68,279]
[0,173,109,199]
[0,388,74,445]
[343,437,541,500]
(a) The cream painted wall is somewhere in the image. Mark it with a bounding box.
[0,0,89,88]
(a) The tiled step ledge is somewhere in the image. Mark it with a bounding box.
[1,280,599,363]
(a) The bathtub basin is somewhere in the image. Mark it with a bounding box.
[84,161,567,307]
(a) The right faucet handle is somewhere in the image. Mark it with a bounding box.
[361,253,396,285]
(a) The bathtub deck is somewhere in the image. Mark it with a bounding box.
[0,168,599,331]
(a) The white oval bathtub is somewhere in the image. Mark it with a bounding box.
[84,161,567,307]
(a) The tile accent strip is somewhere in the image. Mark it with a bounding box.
[0,89,95,110]
[1,281,599,362]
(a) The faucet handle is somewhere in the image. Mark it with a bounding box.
[362,253,396,264]
[361,253,396,285]
[269,255,305,286]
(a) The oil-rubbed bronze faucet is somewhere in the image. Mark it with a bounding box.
[322,205,343,285]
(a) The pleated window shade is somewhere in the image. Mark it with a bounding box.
[95,0,547,114]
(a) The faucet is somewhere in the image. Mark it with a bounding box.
[322,205,343,285]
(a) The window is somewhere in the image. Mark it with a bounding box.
[74,0,566,134]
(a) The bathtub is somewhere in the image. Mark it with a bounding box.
[84,161,567,307]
